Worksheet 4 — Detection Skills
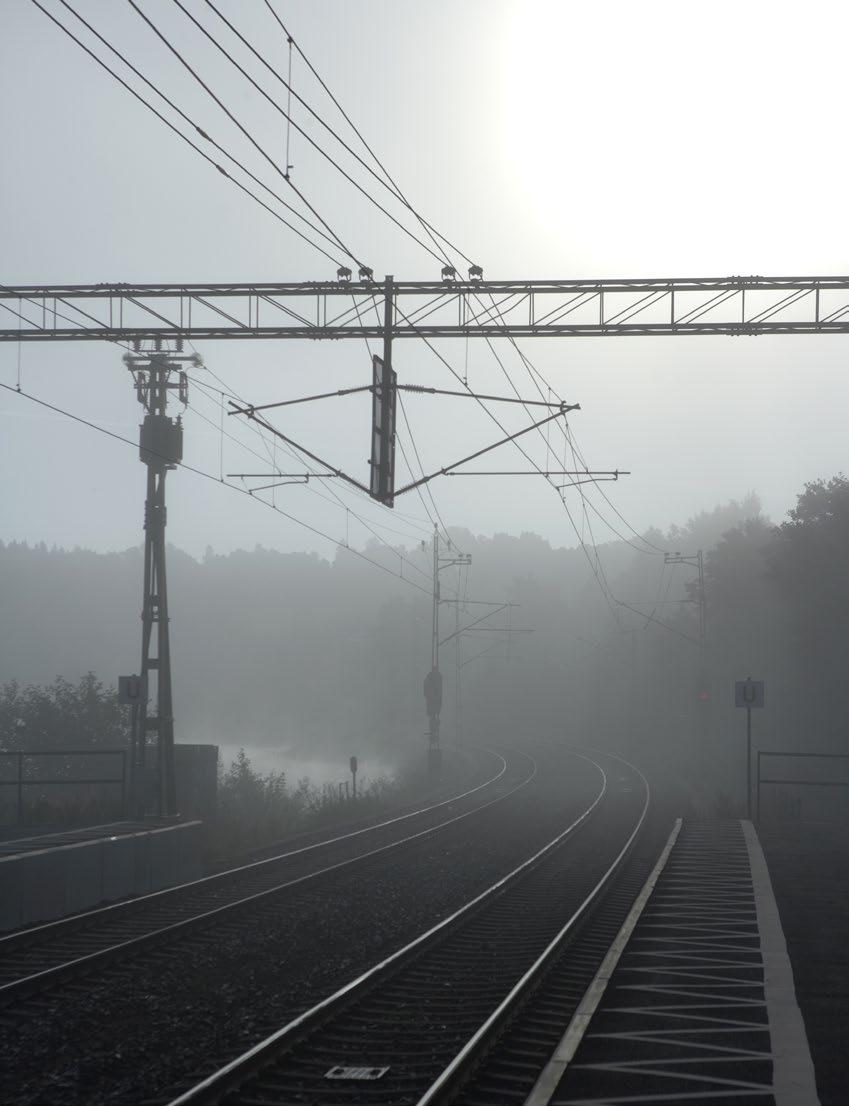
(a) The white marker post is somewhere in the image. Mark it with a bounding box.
[735,677,765,818]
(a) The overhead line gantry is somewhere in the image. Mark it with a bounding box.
[3,274,849,342]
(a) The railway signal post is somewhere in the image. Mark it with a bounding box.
[427,529,472,778]
[735,677,765,819]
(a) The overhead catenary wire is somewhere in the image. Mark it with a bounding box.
[3,302,436,583]
[345,289,458,554]
[118,0,457,558]
[145,0,655,571]
[396,392,454,549]
[644,560,675,630]
[359,295,459,553]
[232,399,469,586]
[0,380,431,596]
[188,389,433,551]
[455,280,667,560]
[278,23,660,560]
[235,9,666,610]
[165,0,450,268]
[345,295,444,541]
[20,4,458,582]
[183,376,436,575]
[2,288,434,561]
[245,0,474,268]
[125,0,365,269]
[28,0,344,266]
[391,303,623,623]
[468,288,666,556]
[50,0,349,260]
[179,338,439,548]
[32,1,665,628]
[284,29,293,174]
[38,0,628,583]
[215,12,627,601]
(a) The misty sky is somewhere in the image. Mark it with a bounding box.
[2,0,848,564]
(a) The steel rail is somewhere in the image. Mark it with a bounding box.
[417,751,651,1105]
[0,749,530,1003]
[165,750,619,1106]
[523,817,683,1106]
[0,747,506,954]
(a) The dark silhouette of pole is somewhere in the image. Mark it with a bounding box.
[125,342,197,816]
[746,705,753,820]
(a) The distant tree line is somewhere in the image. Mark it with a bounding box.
[2,475,848,814]
[0,673,127,750]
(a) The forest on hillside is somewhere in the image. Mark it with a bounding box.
[2,475,848,812]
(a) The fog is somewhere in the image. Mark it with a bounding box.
[4,472,847,817]
[2,2,849,813]
[3,2,849,562]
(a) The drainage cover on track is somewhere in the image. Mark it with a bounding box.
[325,1065,390,1080]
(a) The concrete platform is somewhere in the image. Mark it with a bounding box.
[759,822,849,1106]
[0,817,203,933]
[528,819,820,1105]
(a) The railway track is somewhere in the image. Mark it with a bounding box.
[164,749,651,1106]
[0,747,527,1007]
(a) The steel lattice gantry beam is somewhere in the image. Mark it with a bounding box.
[2,275,849,343]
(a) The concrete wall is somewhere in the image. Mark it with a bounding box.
[0,819,203,933]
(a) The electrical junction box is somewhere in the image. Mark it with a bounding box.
[140,414,183,468]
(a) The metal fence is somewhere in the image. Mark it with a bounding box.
[757,750,849,822]
[0,748,127,825]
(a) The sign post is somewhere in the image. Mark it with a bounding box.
[350,755,358,800]
[735,678,765,819]
[119,674,148,816]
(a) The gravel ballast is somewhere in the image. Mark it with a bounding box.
[3,746,603,1106]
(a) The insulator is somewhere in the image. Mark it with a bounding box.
[358,266,374,282]
[441,265,457,282]
[336,266,352,283]
[468,264,483,281]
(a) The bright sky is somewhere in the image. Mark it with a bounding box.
[2,0,847,566]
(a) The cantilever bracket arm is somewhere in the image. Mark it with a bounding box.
[227,472,338,492]
[446,468,630,479]
[396,385,565,408]
[229,401,372,496]
[438,603,508,648]
[555,470,630,489]
[227,384,374,417]
[394,402,580,498]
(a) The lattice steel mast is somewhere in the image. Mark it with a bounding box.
[125,341,197,816]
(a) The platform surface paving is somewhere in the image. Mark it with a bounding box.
[0,817,178,858]
[547,819,819,1105]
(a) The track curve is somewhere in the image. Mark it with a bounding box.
[165,748,648,1106]
[0,747,528,1004]
[2,744,627,1106]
